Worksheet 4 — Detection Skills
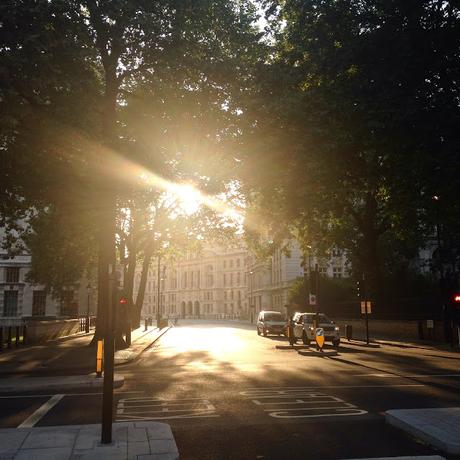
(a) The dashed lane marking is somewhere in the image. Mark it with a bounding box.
[240,387,367,419]
[116,397,219,421]
[17,394,64,428]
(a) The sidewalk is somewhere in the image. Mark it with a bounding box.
[0,421,179,459]
[386,408,460,455]
[0,325,170,393]
[0,325,170,376]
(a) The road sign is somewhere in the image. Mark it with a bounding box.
[361,301,372,314]
[309,293,317,306]
[316,328,325,349]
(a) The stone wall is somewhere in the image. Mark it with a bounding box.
[25,319,81,344]
[335,318,448,342]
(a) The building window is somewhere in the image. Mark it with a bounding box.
[223,260,227,269]
[332,249,342,257]
[236,259,240,267]
[223,274,227,286]
[206,274,213,287]
[230,259,234,268]
[224,291,227,300]
[319,266,327,275]
[3,290,18,316]
[60,291,77,317]
[32,290,46,316]
[230,273,233,285]
[333,267,342,278]
[237,272,240,284]
[231,291,234,300]
[6,267,19,283]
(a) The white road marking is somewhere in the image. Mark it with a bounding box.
[241,387,367,419]
[240,384,426,393]
[355,373,460,378]
[117,397,219,421]
[0,390,143,399]
[18,394,64,428]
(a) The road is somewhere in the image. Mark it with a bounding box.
[1,320,460,459]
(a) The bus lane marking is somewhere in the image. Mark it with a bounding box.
[116,397,219,421]
[240,387,367,419]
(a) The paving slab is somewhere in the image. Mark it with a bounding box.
[0,421,178,460]
[385,408,460,455]
[0,373,124,394]
[342,456,445,460]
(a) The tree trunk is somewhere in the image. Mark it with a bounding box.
[133,243,154,328]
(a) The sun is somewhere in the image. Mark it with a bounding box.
[172,184,202,215]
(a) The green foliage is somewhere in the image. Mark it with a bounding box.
[242,0,460,296]
[0,0,264,306]
[289,275,355,307]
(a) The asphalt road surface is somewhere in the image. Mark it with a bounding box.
[2,320,460,460]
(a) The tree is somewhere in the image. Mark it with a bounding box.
[240,0,460,299]
[1,1,263,335]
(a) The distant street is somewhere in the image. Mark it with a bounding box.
[1,321,460,459]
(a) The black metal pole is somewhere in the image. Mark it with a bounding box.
[157,255,161,328]
[101,271,115,444]
[86,287,90,334]
[365,305,370,345]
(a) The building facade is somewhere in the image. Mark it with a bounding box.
[0,254,94,319]
[136,240,351,320]
[135,245,250,319]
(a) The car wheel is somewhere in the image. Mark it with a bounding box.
[257,327,261,336]
[263,328,268,337]
[332,339,340,348]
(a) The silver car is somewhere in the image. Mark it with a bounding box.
[257,310,287,337]
[292,312,340,347]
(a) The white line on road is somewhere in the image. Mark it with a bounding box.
[18,394,64,428]
[355,373,460,378]
[0,390,144,399]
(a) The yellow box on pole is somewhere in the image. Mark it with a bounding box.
[96,339,103,377]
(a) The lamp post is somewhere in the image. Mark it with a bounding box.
[156,255,161,328]
[249,270,254,323]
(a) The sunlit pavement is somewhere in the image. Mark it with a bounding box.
[1,321,460,460]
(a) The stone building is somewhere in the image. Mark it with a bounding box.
[0,254,94,319]
[135,245,250,319]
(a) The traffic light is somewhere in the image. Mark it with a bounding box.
[452,293,460,306]
[119,296,128,305]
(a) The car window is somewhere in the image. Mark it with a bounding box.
[304,314,332,323]
[264,313,283,321]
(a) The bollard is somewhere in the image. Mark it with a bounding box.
[96,340,103,378]
[22,324,27,345]
[15,326,20,347]
[7,327,12,349]
[346,324,352,341]
[144,318,148,331]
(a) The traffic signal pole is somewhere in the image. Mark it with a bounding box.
[101,268,116,444]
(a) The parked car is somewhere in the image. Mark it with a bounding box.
[292,312,340,347]
[257,311,287,337]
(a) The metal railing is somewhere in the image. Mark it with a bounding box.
[78,315,97,333]
[0,318,27,350]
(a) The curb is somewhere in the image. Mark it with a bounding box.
[385,408,460,455]
[342,457,446,460]
[343,340,381,349]
[114,326,171,366]
[0,374,124,394]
